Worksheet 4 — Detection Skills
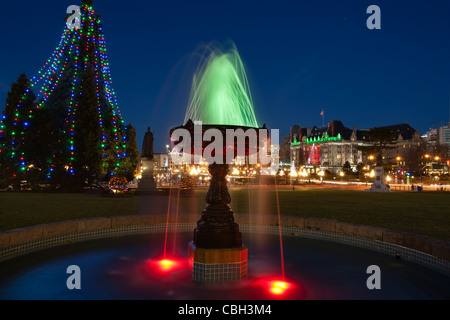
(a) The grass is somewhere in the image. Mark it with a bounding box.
[173,187,450,241]
[0,188,449,241]
[0,192,138,232]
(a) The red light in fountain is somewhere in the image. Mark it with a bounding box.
[158,259,176,271]
[253,278,295,298]
[146,257,183,275]
[268,280,291,296]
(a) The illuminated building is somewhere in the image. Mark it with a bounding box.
[438,122,450,148]
[290,120,369,174]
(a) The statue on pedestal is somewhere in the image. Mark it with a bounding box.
[142,127,154,159]
[138,127,157,192]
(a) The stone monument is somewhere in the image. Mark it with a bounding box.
[138,127,157,192]
[365,166,391,192]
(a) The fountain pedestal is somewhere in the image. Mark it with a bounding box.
[194,164,242,248]
[138,157,157,193]
[138,128,157,193]
[170,122,264,283]
[189,163,248,282]
[188,242,248,282]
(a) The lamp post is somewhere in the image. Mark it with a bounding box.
[395,156,403,185]
[419,164,429,187]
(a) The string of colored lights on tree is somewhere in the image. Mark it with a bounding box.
[90,7,129,167]
[31,28,71,106]
[0,1,132,182]
[0,62,38,176]
[0,81,36,176]
[109,176,129,192]
[25,2,128,178]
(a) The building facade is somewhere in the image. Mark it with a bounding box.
[290,120,429,175]
[290,120,370,174]
[439,122,450,148]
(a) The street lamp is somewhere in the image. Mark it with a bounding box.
[420,164,430,186]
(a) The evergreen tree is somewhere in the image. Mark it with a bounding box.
[0,1,137,191]
[40,67,75,188]
[101,107,121,180]
[342,161,353,175]
[22,106,60,185]
[356,162,365,178]
[72,64,102,187]
[0,73,36,187]
[356,127,398,166]
[122,124,140,181]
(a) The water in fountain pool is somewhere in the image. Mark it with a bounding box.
[0,231,449,300]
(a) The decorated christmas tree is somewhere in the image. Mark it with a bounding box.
[0,0,139,189]
[0,73,38,187]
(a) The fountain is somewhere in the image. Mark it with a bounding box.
[1,42,449,300]
[170,43,265,282]
[184,43,258,128]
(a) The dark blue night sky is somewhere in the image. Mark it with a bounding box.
[1,0,449,153]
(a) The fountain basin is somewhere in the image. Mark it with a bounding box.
[0,218,449,299]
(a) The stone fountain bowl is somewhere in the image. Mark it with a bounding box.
[169,120,267,162]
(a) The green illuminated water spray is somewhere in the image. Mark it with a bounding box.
[184,43,258,127]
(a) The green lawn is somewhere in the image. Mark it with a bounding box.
[1,189,449,241]
[174,188,450,241]
[0,192,138,232]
